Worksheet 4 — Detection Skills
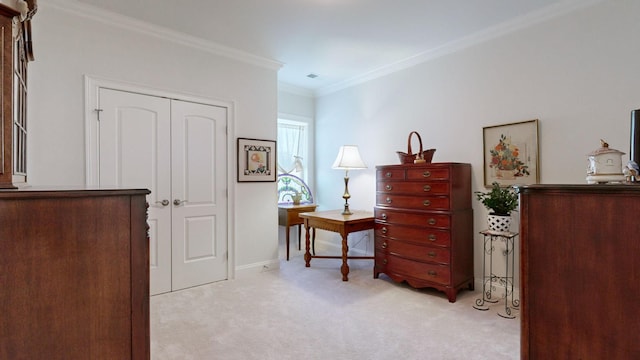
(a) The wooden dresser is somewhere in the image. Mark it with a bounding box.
[0,188,151,359]
[519,185,640,359]
[374,162,474,302]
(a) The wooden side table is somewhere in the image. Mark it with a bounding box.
[300,210,375,281]
[278,204,317,260]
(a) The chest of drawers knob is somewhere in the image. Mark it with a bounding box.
[381,227,388,234]
[381,213,387,220]
[423,171,431,178]
[423,200,431,207]
[427,251,436,258]
[423,185,431,192]
[382,242,388,249]
[428,218,436,225]
[385,172,392,178]
[386,197,392,204]
[383,258,388,265]
[428,234,437,241]
[428,270,437,276]
[385,184,393,191]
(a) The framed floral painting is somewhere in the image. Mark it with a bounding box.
[482,119,539,187]
[237,137,276,182]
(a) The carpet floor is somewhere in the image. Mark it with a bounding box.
[151,244,520,360]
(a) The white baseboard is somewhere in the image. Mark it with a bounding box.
[234,259,280,279]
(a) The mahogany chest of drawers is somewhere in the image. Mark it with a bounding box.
[374,162,473,302]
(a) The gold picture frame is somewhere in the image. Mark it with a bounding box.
[483,119,539,187]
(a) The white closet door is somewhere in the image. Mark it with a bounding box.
[98,89,228,295]
[98,88,172,295]
[170,100,228,290]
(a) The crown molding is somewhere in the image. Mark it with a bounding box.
[316,0,605,97]
[43,0,283,71]
[277,82,314,98]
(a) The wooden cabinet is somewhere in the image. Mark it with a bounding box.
[374,162,474,302]
[0,188,151,359]
[519,185,640,359]
[0,2,36,188]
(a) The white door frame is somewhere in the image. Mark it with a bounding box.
[84,75,236,280]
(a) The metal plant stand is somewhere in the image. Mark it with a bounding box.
[473,230,520,319]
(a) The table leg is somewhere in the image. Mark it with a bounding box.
[304,220,311,267]
[341,233,349,281]
[285,224,291,261]
[297,224,302,250]
[312,228,316,255]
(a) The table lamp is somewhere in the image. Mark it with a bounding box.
[332,145,367,215]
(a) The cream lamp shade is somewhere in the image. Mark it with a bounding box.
[332,145,367,170]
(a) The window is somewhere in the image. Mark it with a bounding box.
[277,117,310,184]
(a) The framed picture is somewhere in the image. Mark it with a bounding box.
[483,119,539,187]
[237,137,276,182]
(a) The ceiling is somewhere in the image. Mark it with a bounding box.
[71,0,590,93]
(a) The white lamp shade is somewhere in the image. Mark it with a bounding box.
[332,145,367,169]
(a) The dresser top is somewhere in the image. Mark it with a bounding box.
[0,186,150,199]
[375,162,469,169]
[516,183,640,195]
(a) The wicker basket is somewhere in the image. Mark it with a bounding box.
[396,131,436,164]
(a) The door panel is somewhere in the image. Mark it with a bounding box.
[99,88,172,295]
[171,100,228,290]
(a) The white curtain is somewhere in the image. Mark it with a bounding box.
[277,122,306,180]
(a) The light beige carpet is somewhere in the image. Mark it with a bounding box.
[151,247,519,360]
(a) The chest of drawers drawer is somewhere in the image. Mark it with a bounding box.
[376,181,450,195]
[374,222,451,247]
[376,237,450,264]
[376,193,450,210]
[375,207,450,229]
[375,252,450,286]
[406,167,450,181]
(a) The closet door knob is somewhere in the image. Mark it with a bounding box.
[156,199,170,206]
[173,199,188,206]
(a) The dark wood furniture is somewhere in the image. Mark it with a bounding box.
[278,203,317,260]
[518,184,640,359]
[374,162,473,302]
[301,210,375,281]
[0,187,151,359]
[0,2,36,189]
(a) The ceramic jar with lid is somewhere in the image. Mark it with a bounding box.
[586,140,625,184]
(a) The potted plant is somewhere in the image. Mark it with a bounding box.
[475,181,519,232]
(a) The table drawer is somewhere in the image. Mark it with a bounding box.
[406,167,450,181]
[374,223,450,247]
[376,181,449,195]
[375,253,450,286]
[376,237,450,265]
[375,207,451,229]
[376,194,450,210]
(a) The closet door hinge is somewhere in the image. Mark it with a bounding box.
[95,108,103,121]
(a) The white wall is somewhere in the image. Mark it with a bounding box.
[28,3,280,274]
[314,0,640,287]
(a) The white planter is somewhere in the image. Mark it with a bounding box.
[488,214,511,232]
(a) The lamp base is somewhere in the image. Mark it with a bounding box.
[341,203,352,216]
[341,175,352,215]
